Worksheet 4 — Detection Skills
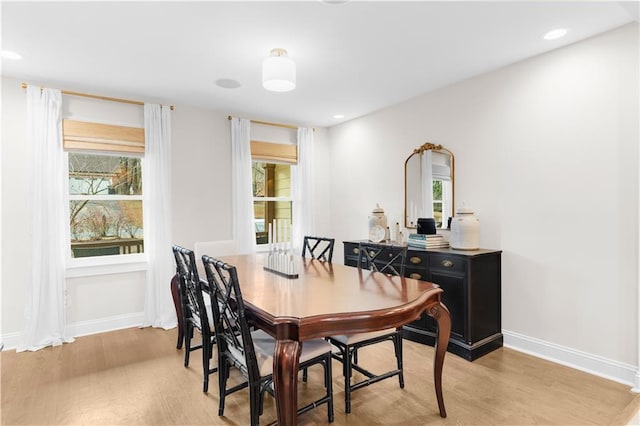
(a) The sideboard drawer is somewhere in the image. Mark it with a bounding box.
[406,251,428,267]
[345,242,361,257]
[405,267,427,281]
[343,242,363,267]
[429,253,466,274]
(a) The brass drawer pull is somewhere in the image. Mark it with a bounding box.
[441,259,454,268]
[352,247,360,254]
[409,273,422,280]
[409,256,422,264]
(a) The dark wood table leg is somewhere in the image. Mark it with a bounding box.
[427,302,451,418]
[273,339,302,426]
[170,274,185,349]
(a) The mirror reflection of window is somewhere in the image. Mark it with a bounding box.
[404,144,454,229]
[430,151,452,229]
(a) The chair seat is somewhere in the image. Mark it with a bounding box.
[229,329,333,377]
[329,328,397,345]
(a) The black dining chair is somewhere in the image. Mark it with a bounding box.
[300,235,335,382]
[327,242,408,414]
[302,236,335,263]
[202,255,334,426]
[172,245,217,393]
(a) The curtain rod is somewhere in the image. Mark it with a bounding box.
[227,115,314,131]
[20,82,174,110]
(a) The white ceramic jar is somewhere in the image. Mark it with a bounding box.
[450,206,480,250]
[368,204,388,242]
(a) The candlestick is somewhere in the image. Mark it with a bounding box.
[272,219,277,246]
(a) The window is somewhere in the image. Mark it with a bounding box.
[250,140,297,245]
[252,162,291,245]
[63,119,145,259]
[432,180,443,228]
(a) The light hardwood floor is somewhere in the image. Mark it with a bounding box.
[1,327,638,425]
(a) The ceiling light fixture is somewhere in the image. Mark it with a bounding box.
[1,50,22,60]
[543,28,568,40]
[262,48,296,92]
[333,114,345,119]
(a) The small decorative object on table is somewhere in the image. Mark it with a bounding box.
[265,219,298,278]
[417,218,437,235]
[407,233,449,249]
[368,203,388,242]
[450,204,480,250]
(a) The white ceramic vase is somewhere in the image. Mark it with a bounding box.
[368,204,388,242]
[450,206,479,250]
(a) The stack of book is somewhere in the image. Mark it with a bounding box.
[407,233,449,249]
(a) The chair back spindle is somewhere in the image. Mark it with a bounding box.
[302,236,335,263]
[357,242,407,276]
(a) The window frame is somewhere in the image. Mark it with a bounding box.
[63,119,147,271]
[250,140,297,247]
[252,161,293,247]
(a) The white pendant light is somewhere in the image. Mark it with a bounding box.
[262,48,296,92]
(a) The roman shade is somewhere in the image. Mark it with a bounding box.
[250,140,297,164]
[63,119,145,154]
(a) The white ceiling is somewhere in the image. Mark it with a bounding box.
[1,1,636,127]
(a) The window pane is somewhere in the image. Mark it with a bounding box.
[253,201,267,244]
[252,162,290,198]
[69,153,142,196]
[70,200,144,258]
[432,180,442,201]
[252,162,266,197]
[253,200,292,245]
[433,202,443,228]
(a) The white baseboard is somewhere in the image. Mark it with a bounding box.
[633,370,640,393]
[66,312,145,338]
[503,329,639,391]
[0,332,21,351]
[1,312,145,351]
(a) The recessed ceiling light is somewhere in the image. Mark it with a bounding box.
[333,114,345,119]
[543,29,568,40]
[1,50,22,60]
[215,78,241,89]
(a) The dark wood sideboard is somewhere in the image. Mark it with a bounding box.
[343,240,502,361]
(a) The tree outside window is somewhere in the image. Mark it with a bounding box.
[68,153,144,257]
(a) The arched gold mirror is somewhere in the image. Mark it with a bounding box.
[404,142,454,229]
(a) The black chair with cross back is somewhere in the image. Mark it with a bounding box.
[202,255,334,426]
[326,242,408,414]
[302,236,335,262]
[300,235,335,382]
[172,245,217,393]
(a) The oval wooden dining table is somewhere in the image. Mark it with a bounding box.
[171,254,451,426]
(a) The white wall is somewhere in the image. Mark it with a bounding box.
[329,24,639,384]
[1,76,331,345]
[1,78,29,337]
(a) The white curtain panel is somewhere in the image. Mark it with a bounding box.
[18,87,74,351]
[421,150,434,218]
[142,104,176,329]
[231,117,256,254]
[291,127,315,251]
